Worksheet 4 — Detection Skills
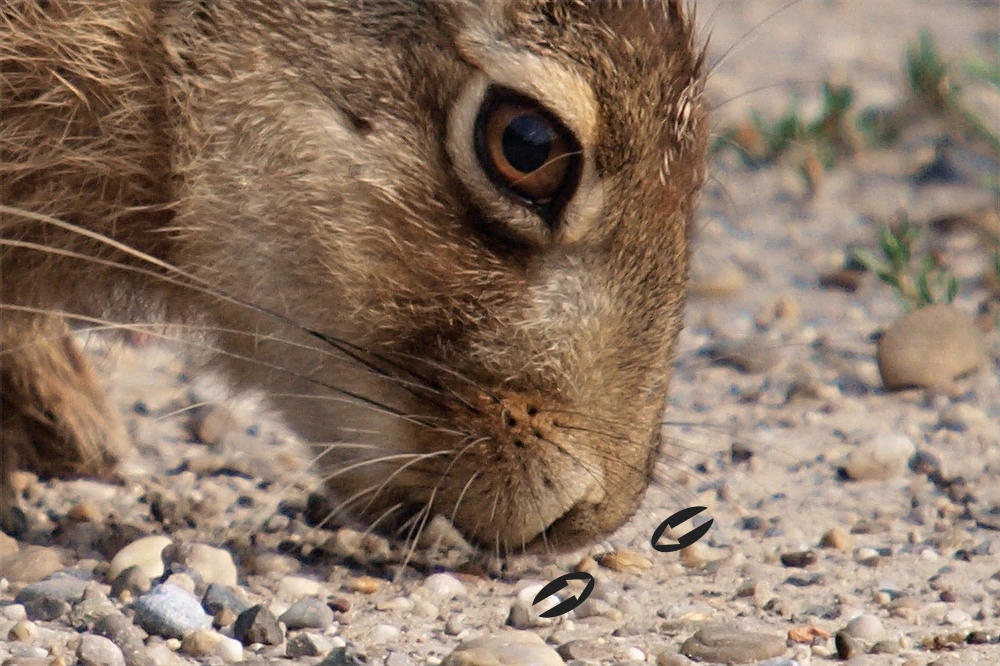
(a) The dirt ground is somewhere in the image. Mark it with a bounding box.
[2,1,999,664]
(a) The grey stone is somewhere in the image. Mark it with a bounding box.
[278,597,334,630]
[680,625,787,663]
[133,584,211,639]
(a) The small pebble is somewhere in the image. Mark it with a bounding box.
[8,619,38,642]
[15,574,90,606]
[287,633,334,658]
[509,584,559,628]
[842,613,884,641]
[557,639,612,661]
[367,623,401,644]
[162,572,197,596]
[133,584,211,639]
[213,637,243,664]
[233,604,283,646]
[3,604,28,621]
[441,632,565,666]
[110,566,152,599]
[178,543,238,587]
[214,637,245,663]
[779,550,816,568]
[680,625,787,663]
[598,549,653,574]
[623,647,645,661]
[843,434,915,481]
[422,573,468,600]
[279,597,334,630]
[871,639,901,654]
[819,267,866,292]
[855,547,881,566]
[819,526,853,551]
[876,304,987,389]
[77,634,126,666]
[67,503,103,524]
[202,583,249,616]
[181,628,223,657]
[214,607,238,629]
[835,631,861,659]
[108,536,172,581]
[2,545,64,583]
[92,613,150,666]
[68,590,119,629]
[943,608,972,626]
[345,576,380,594]
[276,575,321,600]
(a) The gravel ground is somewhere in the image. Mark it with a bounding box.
[2,1,999,664]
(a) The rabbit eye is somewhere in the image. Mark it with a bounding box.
[474,89,581,215]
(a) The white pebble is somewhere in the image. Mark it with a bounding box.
[422,573,467,600]
[843,614,884,641]
[145,643,185,666]
[944,609,972,626]
[13,646,48,659]
[623,646,645,660]
[844,434,915,481]
[214,637,245,663]
[108,535,172,580]
[376,596,415,612]
[412,599,440,618]
[509,584,560,628]
[2,605,27,621]
[186,544,238,587]
[367,623,401,644]
[277,575,321,600]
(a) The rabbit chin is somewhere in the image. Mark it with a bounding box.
[257,355,661,554]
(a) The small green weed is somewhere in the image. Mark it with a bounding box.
[906,30,1000,156]
[849,213,959,311]
[711,80,857,168]
[715,31,1000,177]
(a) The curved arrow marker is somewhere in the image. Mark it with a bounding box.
[651,505,714,553]
[533,571,595,619]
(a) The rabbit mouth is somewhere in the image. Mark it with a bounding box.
[313,381,661,556]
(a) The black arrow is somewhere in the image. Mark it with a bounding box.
[651,505,714,553]
[532,571,595,619]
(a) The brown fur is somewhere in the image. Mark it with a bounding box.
[1,0,707,553]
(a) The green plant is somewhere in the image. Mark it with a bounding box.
[906,30,1000,155]
[849,213,959,311]
[711,81,858,169]
[716,32,1000,167]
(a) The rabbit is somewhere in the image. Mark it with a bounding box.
[0,0,708,554]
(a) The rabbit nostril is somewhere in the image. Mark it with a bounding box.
[526,405,539,416]
[533,430,542,439]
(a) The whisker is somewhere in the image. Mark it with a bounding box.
[1,304,432,426]
[709,78,815,112]
[1,209,459,410]
[704,0,809,81]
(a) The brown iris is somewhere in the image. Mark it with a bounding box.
[474,88,581,217]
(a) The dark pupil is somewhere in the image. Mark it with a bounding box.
[502,115,553,174]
